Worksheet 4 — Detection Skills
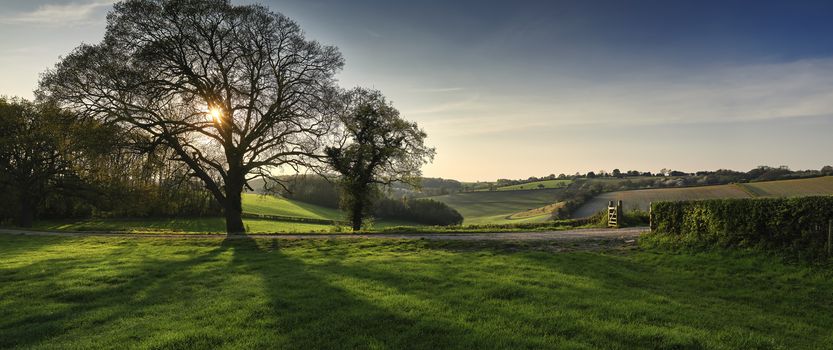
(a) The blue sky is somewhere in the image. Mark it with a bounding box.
[1,0,833,180]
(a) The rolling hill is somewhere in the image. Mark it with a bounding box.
[242,193,342,220]
[573,176,833,217]
[430,188,563,225]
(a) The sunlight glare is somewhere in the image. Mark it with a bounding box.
[209,107,222,123]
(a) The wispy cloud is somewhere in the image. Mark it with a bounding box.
[404,94,481,115]
[0,0,113,26]
[424,58,833,134]
[421,116,552,137]
[409,87,465,93]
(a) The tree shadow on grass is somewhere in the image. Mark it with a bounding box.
[0,234,71,261]
[6,236,829,349]
[281,238,833,349]
[218,236,479,349]
[0,236,477,349]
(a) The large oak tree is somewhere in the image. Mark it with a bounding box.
[40,0,344,233]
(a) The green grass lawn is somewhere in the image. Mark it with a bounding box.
[2,235,831,349]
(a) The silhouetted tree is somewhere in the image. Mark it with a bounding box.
[325,89,435,231]
[821,165,833,176]
[40,0,344,233]
[0,98,87,227]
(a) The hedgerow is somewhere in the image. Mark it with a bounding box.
[649,196,833,260]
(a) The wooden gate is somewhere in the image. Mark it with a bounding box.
[608,200,623,228]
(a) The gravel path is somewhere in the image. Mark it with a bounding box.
[0,227,647,241]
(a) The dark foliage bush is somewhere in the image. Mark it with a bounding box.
[275,175,341,208]
[374,198,463,226]
[650,197,833,260]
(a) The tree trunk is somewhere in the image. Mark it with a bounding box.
[17,194,34,228]
[350,200,364,232]
[224,167,246,235]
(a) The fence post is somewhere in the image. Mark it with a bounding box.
[828,220,832,256]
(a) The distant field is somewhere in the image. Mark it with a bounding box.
[29,194,414,233]
[508,202,565,220]
[574,176,833,217]
[741,176,833,197]
[573,185,749,217]
[431,189,563,225]
[494,179,572,191]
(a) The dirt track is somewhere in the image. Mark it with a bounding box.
[0,227,647,241]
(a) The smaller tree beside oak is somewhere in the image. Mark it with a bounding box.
[325,89,435,231]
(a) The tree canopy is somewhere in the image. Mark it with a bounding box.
[40,0,344,233]
[325,88,435,230]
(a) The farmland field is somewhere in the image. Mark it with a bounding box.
[741,176,833,197]
[2,235,832,349]
[494,179,572,191]
[430,189,563,225]
[574,176,833,217]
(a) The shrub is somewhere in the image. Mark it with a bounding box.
[650,197,833,260]
[374,198,463,226]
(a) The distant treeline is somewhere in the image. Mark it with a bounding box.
[465,166,833,193]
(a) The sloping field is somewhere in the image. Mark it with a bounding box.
[573,185,751,217]
[573,176,833,218]
[495,179,572,191]
[742,176,833,197]
[430,189,563,225]
[242,193,342,220]
[508,202,565,220]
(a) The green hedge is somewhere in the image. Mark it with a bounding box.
[650,197,833,259]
